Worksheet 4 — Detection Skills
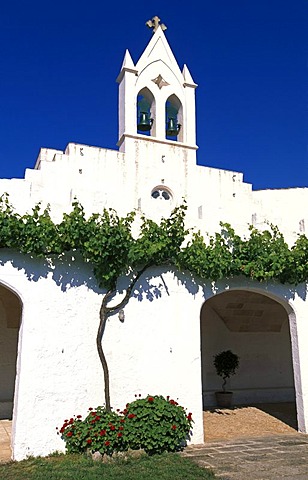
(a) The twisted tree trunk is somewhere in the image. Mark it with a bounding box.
[96,265,149,411]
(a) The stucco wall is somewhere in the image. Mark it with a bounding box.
[1,139,306,246]
[0,254,204,460]
[0,251,308,460]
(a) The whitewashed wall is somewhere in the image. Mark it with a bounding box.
[0,252,308,459]
[0,254,205,460]
[0,139,307,245]
[0,106,307,462]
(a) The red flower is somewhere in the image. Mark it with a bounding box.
[100,429,106,436]
[67,431,73,437]
[128,413,136,419]
[77,415,82,419]
[88,407,93,411]
[119,426,124,431]
[187,412,193,421]
[117,433,122,437]
[120,419,125,423]
[110,425,115,431]
[87,438,92,444]
[171,425,177,430]
[105,441,110,446]
[148,397,154,403]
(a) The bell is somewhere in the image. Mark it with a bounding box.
[137,111,153,132]
[166,118,181,137]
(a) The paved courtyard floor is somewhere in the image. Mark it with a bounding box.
[182,434,308,479]
[181,402,308,479]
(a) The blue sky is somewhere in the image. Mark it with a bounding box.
[1,1,307,190]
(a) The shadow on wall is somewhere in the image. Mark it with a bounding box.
[0,250,202,301]
[131,265,201,303]
[0,248,306,307]
[0,249,101,293]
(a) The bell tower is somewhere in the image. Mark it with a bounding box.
[115,17,198,220]
[116,16,198,152]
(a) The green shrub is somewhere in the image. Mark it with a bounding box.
[213,350,240,392]
[58,406,125,455]
[58,396,193,456]
[121,395,193,455]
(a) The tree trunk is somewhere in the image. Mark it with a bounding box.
[96,265,149,411]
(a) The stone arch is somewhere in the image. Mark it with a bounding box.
[200,287,302,431]
[0,282,22,420]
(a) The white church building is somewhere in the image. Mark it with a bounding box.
[0,17,308,460]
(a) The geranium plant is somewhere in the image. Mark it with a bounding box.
[121,395,193,455]
[57,406,125,455]
[58,395,193,456]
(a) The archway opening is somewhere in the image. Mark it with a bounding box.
[0,284,22,420]
[165,95,183,142]
[201,289,298,440]
[137,88,155,137]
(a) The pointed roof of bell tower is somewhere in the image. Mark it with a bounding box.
[182,64,197,88]
[135,16,186,81]
[120,49,136,71]
[116,49,138,83]
[116,16,198,150]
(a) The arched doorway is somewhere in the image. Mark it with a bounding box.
[0,284,22,420]
[201,289,298,438]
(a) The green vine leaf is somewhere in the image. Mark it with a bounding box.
[0,195,307,287]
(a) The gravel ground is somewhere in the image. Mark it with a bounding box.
[203,402,298,442]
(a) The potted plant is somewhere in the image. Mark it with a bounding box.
[213,350,239,408]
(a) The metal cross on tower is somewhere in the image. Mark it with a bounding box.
[146,16,167,33]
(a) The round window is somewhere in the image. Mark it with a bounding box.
[151,188,172,201]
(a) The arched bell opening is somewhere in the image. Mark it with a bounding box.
[0,284,22,420]
[137,88,155,137]
[165,95,183,142]
[200,289,299,435]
